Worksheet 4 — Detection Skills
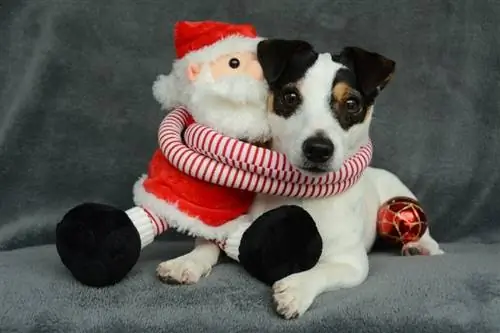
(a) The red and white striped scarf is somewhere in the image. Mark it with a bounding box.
[158,107,373,198]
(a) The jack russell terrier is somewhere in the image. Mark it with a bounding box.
[224,39,445,319]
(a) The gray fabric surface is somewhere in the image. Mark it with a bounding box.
[0,0,499,332]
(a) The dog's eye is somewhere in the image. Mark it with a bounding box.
[282,91,301,107]
[345,98,360,113]
[228,58,240,69]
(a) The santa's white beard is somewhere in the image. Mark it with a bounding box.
[185,66,271,143]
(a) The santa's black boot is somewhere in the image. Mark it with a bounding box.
[55,203,150,287]
[225,205,323,286]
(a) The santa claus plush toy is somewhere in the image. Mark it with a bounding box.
[55,20,271,287]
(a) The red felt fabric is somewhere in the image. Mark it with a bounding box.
[174,20,257,59]
[142,149,255,226]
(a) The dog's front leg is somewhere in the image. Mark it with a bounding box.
[157,238,220,284]
[272,245,369,319]
[402,228,445,256]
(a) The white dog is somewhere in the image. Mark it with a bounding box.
[156,37,444,320]
[223,39,445,319]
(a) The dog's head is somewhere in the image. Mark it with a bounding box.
[257,39,395,174]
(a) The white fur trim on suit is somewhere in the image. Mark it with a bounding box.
[125,207,155,249]
[132,175,248,241]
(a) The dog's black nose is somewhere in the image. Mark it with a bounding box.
[302,136,334,163]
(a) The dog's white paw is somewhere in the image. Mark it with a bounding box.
[402,242,445,256]
[156,257,210,285]
[272,274,315,319]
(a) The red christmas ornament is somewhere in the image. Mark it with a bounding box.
[376,196,428,245]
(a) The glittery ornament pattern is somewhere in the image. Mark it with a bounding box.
[377,196,428,245]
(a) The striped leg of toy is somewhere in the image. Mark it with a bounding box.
[125,206,169,249]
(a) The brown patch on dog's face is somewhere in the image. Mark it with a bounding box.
[330,70,370,130]
[332,82,351,103]
[266,93,274,113]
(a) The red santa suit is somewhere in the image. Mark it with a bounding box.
[130,21,262,242]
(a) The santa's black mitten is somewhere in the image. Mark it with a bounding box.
[56,203,147,287]
[224,205,322,286]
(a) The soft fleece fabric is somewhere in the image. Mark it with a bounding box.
[141,148,255,229]
[1,0,499,332]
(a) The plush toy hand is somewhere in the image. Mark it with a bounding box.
[224,205,323,286]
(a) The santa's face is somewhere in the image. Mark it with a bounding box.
[185,51,271,142]
[208,52,263,81]
[189,51,266,106]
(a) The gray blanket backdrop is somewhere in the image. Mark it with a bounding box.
[1,0,499,332]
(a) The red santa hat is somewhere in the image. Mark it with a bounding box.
[174,20,262,63]
[153,20,263,110]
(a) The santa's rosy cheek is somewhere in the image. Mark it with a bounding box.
[209,60,233,80]
[248,60,263,80]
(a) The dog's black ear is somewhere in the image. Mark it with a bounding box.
[257,39,317,87]
[333,47,395,98]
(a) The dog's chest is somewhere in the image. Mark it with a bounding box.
[302,192,369,241]
[250,195,302,218]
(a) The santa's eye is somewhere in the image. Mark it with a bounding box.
[228,58,240,69]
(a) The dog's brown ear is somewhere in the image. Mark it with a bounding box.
[333,47,395,98]
[257,39,317,88]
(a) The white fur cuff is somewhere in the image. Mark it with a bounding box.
[126,207,155,249]
[223,222,252,262]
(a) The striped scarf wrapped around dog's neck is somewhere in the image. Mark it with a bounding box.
[158,106,373,198]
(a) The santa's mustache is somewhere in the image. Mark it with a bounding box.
[191,74,267,106]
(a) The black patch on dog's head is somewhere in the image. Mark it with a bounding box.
[332,46,395,104]
[257,39,318,118]
[331,47,396,130]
